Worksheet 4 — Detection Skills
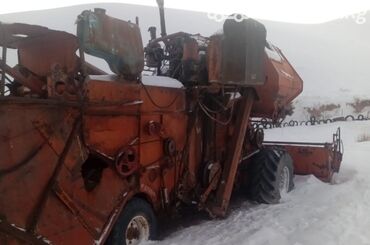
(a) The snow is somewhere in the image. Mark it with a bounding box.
[145,121,370,245]
[265,44,283,62]
[86,74,184,89]
[141,76,184,89]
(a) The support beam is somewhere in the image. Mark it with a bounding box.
[1,46,7,95]
[0,58,44,95]
[210,88,256,217]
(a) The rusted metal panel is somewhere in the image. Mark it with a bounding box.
[0,219,47,245]
[0,23,50,49]
[0,97,137,244]
[82,75,188,214]
[0,23,79,77]
[207,35,222,83]
[185,113,203,191]
[84,75,141,104]
[140,84,186,113]
[17,31,79,77]
[0,99,81,243]
[53,167,130,240]
[274,144,340,182]
[84,114,140,157]
[0,23,79,96]
[208,35,302,121]
[182,37,199,62]
[208,18,267,86]
[36,193,94,244]
[0,58,45,95]
[83,76,141,157]
[77,9,144,78]
[264,128,343,182]
[252,44,304,120]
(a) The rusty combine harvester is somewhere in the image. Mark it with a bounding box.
[0,2,343,245]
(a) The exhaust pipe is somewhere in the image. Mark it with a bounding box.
[156,0,167,37]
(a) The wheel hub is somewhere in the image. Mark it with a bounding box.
[125,215,150,245]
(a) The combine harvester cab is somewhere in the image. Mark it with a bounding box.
[0,5,343,245]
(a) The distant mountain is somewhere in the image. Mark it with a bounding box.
[1,3,369,97]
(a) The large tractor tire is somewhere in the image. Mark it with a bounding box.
[247,148,294,204]
[106,198,158,245]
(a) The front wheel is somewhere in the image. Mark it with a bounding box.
[246,148,294,204]
[106,198,158,245]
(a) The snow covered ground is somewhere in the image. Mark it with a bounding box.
[147,121,370,245]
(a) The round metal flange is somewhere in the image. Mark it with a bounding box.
[147,121,163,136]
[115,146,139,178]
[125,215,150,245]
[163,138,176,156]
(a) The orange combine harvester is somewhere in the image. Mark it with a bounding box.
[0,1,343,244]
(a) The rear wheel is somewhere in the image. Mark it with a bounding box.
[247,148,294,204]
[106,198,158,245]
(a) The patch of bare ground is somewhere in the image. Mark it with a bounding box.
[305,103,340,118]
[347,98,370,114]
[357,133,370,142]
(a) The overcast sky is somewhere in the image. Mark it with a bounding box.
[1,0,370,24]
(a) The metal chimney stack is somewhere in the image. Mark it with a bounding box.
[156,0,167,37]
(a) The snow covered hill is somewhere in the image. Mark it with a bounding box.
[146,121,370,245]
